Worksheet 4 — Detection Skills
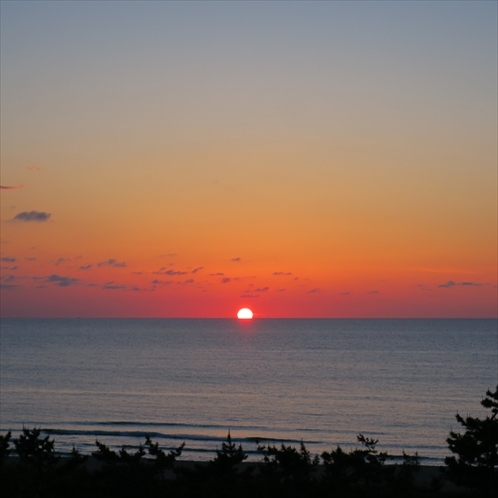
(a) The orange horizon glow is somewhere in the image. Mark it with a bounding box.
[1,2,497,318]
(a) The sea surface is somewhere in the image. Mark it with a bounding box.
[1,318,496,465]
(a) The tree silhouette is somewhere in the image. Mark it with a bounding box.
[445,385,498,493]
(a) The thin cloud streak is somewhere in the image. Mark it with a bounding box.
[1,184,24,190]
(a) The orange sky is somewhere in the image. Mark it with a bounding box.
[1,1,497,317]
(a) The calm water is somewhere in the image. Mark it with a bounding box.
[1,318,496,464]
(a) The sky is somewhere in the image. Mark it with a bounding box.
[1,0,497,318]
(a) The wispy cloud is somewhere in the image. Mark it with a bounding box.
[1,184,24,190]
[191,266,204,274]
[131,285,155,292]
[45,274,79,287]
[54,257,70,266]
[368,290,379,294]
[97,258,127,268]
[307,288,320,293]
[79,264,92,270]
[209,272,224,276]
[416,284,432,291]
[439,281,455,288]
[240,293,259,298]
[231,257,241,262]
[1,257,16,262]
[152,279,174,285]
[0,283,19,290]
[180,279,195,285]
[254,286,269,292]
[221,277,232,283]
[102,281,126,290]
[273,272,292,276]
[11,211,51,222]
[152,268,188,275]
[27,166,41,172]
[438,280,483,288]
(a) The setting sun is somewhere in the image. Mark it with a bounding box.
[237,308,254,319]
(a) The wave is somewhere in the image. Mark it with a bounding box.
[43,427,315,446]
[71,420,274,431]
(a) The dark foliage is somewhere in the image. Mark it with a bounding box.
[174,432,255,498]
[258,440,319,483]
[1,426,89,498]
[321,433,395,495]
[3,396,496,498]
[444,385,498,494]
[91,437,184,497]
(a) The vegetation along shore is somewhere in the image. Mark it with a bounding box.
[1,386,496,497]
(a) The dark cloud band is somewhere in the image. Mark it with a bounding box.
[12,211,51,222]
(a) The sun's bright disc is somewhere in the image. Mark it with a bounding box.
[237,308,253,319]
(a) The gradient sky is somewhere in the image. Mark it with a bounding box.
[1,1,497,318]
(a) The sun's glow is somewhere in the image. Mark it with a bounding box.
[237,308,253,319]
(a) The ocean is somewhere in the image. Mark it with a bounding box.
[1,318,496,465]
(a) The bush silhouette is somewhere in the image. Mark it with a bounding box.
[91,436,184,497]
[321,434,395,493]
[258,440,319,484]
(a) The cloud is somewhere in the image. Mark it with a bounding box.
[191,266,204,274]
[240,293,260,298]
[368,290,379,294]
[180,279,195,285]
[416,284,432,291]
[11,211,51,222]
[231,257,241,262]
[307,288,320,293]
[131,285,155,292]
[102,281,126,290]
[276,288,286,292]
[438,281,455,288]
[45,274,79,287]
[221,277,232,283]
[1,184,24,190]
[209,272,224,276]
[438,280,483,288]
[0,283,19,290]
[79,264,92,270]
[152,279,174,285]
[152,268,188,275]
[254,286,269,292]
[54,257,70,266]
[27,166,41,172]
[1,257,16,262]
[340,291,350,295]
[97,258,127,268]
[273,272,292,276]
[2,275,16,283]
